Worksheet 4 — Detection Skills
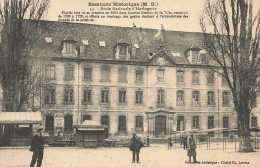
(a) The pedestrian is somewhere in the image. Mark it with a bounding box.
[146,135,150,146]
[30,126,45,167]
[129,133,144,163]
[183,134,187,150]
[187,133,197,163]
[180,134,183,146]
[168,137,173,149]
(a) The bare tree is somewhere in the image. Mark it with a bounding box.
[200,0,260,152]
[0,0,49,112]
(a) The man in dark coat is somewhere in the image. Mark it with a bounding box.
[183,134,187,150]
[30,127,45,167]
[129,133,144,163]
[187,133,197,163]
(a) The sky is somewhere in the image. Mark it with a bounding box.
[46,0,207,32]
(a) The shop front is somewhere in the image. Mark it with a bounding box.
[0,112,42,146]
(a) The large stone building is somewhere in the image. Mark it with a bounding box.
[2,21,260,138]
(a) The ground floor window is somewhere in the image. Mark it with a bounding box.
[177,116,185,131]
[118,116,126,132]
[83,115,91,121]
[208,116,214,136]
[45,115,54,132]
[192,116,199,129]
[64,115,73,131]
[135,116,143,132]
[101,116,109,138]
[223,117,229,137]
[17,124,32,137]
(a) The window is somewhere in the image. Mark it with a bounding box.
[118,68,127,82]
[64,88,74,103]
[157,69,164,82]
[136,70,143,82]
[119,90,126,103]
[83,115,91,121]
[118,116,126,132]
[135,90,143,104]
[177,90,184,102]
[207,71,215,85]
[45,115,54,132]
[192,71,199,84]
[157,90,165,104]
[135,116,143,132]
[223,117,229,137]
[65,65,74,80]
[44,88,55,104]
[177,116,185,131]
[101,90,109,103]
[119,45,127,55]
[207,91,215,105]
[177,70,184,83]
[192,50,199,61]
[222,91,230,106]
[192,91,200,102]
[101,116,109,138]
[222,76,228,86]
[208,116,214,129]
[64,115,73,131]
[192,116,200,129]
[101,67,110,82]
[83,90,92,103]
[208,116,214,136]
[84,67,92,80]
[65,42,74,53]
[251,117,258,127]
[45,65,55,79]
[17,124,31,137]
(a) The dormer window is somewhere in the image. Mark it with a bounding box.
[65,42,74,53]
[115,43,130,60]
[62,36,77,57]
[192,50,199,61]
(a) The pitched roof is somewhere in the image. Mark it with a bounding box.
[34,20,206,64]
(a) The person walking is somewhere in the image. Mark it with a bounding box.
[30,127,45,167]
[129,133,144,163]
[168,137,173,149]
[187,133,197,163]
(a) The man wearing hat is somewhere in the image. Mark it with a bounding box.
[30,126,45,167]
[187,133,197,163]
[129,133,144,163]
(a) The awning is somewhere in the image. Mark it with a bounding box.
[77,120,106,131]
[0,112,42,124]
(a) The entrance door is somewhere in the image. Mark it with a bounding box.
[101,116,109,138]
[3,124,15,146]
[155,116,166,137]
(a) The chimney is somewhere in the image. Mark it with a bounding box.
[138,27,143,42]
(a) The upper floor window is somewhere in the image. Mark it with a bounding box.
[83,115,92,121]
[222,91,230,106]
[83,89,92,104]
[101,90,109,103]
[45,65,55,79]
[119,90,126,103]
[157,90,165,104]
[157,69,164,82]
[207,71,215,85]
[65,65,74,80]
[84,67,92,80]
[101,67,110,82]
[192,71,199,84]
[177,70,184,83]
[136,69,144,83]
[44,88,55,104]
[177,90,184,102]
[135,90,143,104]
[118,67,127,82]
[192,91,200,102]
[64,88,74,103]
[207,91,215,105]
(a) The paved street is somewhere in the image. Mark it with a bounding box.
[0,143,259,167]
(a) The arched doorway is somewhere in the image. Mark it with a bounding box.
[155,116,166,137]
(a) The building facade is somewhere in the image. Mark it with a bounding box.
[3,21,259,138]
